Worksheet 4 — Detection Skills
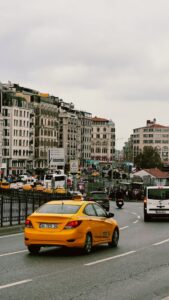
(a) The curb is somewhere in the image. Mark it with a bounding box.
[0,225,24,236]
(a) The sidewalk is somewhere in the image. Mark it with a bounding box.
[0,224,24,236]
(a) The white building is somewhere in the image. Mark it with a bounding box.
[132,119,169,162]
[91,117,116,164]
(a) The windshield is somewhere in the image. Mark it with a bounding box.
[36,204,81,214]
[148,188,169,200]
[90,193,107,199]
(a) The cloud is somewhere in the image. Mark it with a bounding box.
[1,0,169,149]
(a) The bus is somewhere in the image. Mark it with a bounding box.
[43,172,67,189]
[144,186,169,221]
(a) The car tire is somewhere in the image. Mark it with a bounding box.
[144,212,150,222]
[108,228,119,248]
[28,245,41,254]
[83,233,92,254]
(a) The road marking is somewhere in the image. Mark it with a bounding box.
[137,215,141,219]
[0,250,27,257]
[120,226,129,230]
[0,233,23,239]
[133,220,139,224]
[153,238,169,246]
[0,279,32,290]
[84,250,136,266]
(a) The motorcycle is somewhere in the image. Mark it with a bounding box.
[116,198,124,209]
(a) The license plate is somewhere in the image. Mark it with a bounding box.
[39,223,58,229]
[156,210,166,214]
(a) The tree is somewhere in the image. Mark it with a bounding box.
[134,146,162,169]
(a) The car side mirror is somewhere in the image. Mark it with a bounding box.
[107,212,114,218]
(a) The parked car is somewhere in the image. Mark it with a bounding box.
[86,190,110,211]
[24,200,119,254]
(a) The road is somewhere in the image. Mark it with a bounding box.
[1,201,169,300]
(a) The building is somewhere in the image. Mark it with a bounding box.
[1,84,35,176]
[76,110,92,166]
[91,117,115,164]
[132,119,169,162]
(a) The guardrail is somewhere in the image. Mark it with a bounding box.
[0,189,71,227]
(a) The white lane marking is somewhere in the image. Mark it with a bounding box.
[120,226,129,230]
[84,250,136,266]
[0,279,32,290]
[0,250,27,257]
[137,215,141,219]
[153,238,169,246]
[0,233,23,239]
[131,212,137,215]
[133,220,139,224]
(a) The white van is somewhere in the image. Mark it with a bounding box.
[144,186,169,221]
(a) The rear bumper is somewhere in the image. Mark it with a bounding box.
[144,206,169,219]
[24,229,85,248]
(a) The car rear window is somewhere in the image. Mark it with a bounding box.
[36,204,81,214]
[90,193,107,199]
[148,189,169,200]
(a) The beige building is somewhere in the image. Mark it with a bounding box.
[132,119,169,161]
[1,88,35,175]
[58,102,81,164]
[76,110,92,166]
[91,117,115,163]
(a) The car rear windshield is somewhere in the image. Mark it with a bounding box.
[148,189,169,200]
[90,193,107,199]
[36,204,81,214]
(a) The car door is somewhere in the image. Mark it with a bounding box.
[83,203,99,244]
[93,203,111,242]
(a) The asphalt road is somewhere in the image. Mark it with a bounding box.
[1,202,169,300]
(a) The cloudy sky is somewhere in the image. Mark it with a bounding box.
[1,0,169,149]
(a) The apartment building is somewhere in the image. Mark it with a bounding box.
[0,85,3,173]
[132,118,169,161]
[1,88,35,175]
[0,82,117,174]
[31,94,60,170]
[58,102,81,164]
[76,110,92,166]
[91,117,116,163]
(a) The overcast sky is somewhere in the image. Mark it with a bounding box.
[1,0,169,149]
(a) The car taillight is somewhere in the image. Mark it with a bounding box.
[64,220,82,229]
[25,219,33,228]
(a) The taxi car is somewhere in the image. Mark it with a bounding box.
[0,181,10,189]
[24,200,119,255]
[22,184,33,191]
[33,184,45,192]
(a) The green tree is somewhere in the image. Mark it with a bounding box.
[134,146,162,169]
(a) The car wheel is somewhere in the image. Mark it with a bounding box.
[108,228,119,248]
[28,245,41,254]
[83,233,92,254]
[144,212,150,222]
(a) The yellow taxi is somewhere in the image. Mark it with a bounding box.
[43,187,53,194]
[22,184,33,191]
[53,187,66,194]
[0,181,10,189]
[33,185,44,192]
[24,200,119,254]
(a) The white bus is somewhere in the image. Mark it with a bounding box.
[43,172,67,189]
[144,186,169,221]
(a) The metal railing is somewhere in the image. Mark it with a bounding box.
[0,189,71,227]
